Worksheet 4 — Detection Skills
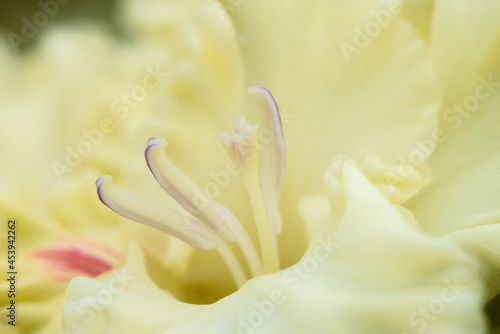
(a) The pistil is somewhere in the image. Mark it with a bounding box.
[219,116,281,273]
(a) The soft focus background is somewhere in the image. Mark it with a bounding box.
[0,0,499,332]
[0,0,116,46]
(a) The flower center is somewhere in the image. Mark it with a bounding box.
[96,86,286,287]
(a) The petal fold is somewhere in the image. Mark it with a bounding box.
[63,159,489,334]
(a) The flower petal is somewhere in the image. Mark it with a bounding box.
[111,0,442,269]
[229,0,440,198]
[406,1,500,235]
[445,224,500,299]
[407,89,500,235]
[63,160,488,333]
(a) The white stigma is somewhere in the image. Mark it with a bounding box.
[219,116,259,167]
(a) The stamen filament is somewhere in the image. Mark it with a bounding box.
[96,175,217,250]
[145,137,236,241]
[97,176,253,285]
[146,137,263,277]
[242,166,280,274]
[223,211,263,277]
[213,237,248,288]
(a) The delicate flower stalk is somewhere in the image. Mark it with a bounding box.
[212,236,248,287]
[241,165,281,273]
[96,175,249,286]
[219,116,281,273]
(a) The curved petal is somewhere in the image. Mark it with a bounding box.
[228,0,440,196]
[429,0,500,108]
[445,224,500,300]
[406,1,500,235]
[406,89,500,235]
[63,160,488,333]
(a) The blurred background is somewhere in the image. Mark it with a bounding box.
[0,0,117,53]
[0,0,498,332]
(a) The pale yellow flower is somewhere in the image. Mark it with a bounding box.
[0,0,499,333]
[0,24,179,333]
[59,0,500,333]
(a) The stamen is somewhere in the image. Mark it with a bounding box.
[248,85,286,235]
[145,138,262,277]
[219,117,281,274]
[97,176,249,287]
[95,86,287,286]
[96,175,217,250]
[145,137,237,241]
[212,237,248,287]
[213,204,263,277]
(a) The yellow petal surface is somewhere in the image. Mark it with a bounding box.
[406,0,500,235]
[63,160,488,333]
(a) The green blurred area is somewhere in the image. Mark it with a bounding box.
[0,0,116,51]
